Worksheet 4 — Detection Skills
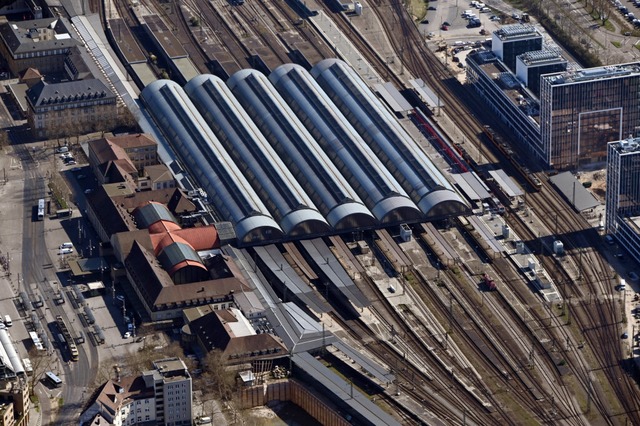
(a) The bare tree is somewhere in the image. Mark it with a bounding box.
[26,348,50,396]
[201,350,236,401]
[0,129,8,150]
[594,0,611,25]
[117,108,140,133]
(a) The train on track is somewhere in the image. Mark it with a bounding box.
[411,108,469,173]
[482,126,542,192]
[481,273,497,291]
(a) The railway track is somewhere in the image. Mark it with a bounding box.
[369,230,577,423]
[325,236,503,423]
[507,183,639,424]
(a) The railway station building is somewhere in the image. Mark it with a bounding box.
[606,138,640,264]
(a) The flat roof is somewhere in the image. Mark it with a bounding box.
[332,341,395,384]
[108,18,146,64]
[549,172,600,211]
[141,15,188,59]
[254,245,331,313]
[488,169,524,198]
[293,351,401,426]
[451,172,491,201]
[374,82,412,113]
[408,78,443,109]
[300,239,370,308]
[544,62,640,85]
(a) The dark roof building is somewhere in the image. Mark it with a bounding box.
[182,305,287,363]
[86,185,196,244]
[0,17,81,75]
[25,78,118,139]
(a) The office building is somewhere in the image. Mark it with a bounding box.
[515,50,567,97]
[540,63,640,169]
[466,50,542,159]
[606,138,640,263]
[492,24,543,72]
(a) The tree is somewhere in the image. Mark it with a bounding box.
[201,350,236,401]
[26,347,49,396]
[594,0,611,25]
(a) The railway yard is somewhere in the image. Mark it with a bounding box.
[32,0,640,423]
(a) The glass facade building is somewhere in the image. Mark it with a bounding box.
[515,50,567,97]
[606,138,640,264]
[466,50,543,160]
[492,25,543,72]
[540,64,640,169]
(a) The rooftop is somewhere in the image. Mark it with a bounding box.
[610,138,640,154]
[544,62,640,85]
[517,49,565,66]
[494,24,541,41]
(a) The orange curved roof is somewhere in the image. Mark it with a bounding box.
[171,227,220,250]
[151,232,190,257]
[167,259,208,276]
[148,220,181,235]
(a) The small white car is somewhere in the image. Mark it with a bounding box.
[123,332,131,339]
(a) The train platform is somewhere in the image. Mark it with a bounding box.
[309,12,383,83]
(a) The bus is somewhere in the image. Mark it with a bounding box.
[37,199,45,220]
[45,371,62,388]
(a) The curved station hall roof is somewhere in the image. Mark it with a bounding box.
[225,69,376,231]
[311,59,469,218]
[140,80,284,245]
[185,74,330,236]
[270,64,422,224]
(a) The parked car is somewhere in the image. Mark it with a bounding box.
[123,332,131,339]
[622,331,629,339]
[441,24,448,30]
[443,21,451,26]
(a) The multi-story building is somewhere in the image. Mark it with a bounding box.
[25,78,118,139]
[0,17,81,76]
[515,50,567,97]
[605,138,640,263]
[142,358,192,426]
[88,133,160,186]
[540,63,640,169]
[466,50,542,158]
[80,358,191,426]
[492,24,543,72]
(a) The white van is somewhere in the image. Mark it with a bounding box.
[59,242,73,249]
[197,417,212,425]
[4,315,11,327]
[59,248,73,255]
[619,279,627,291]
[55,146,69,154]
